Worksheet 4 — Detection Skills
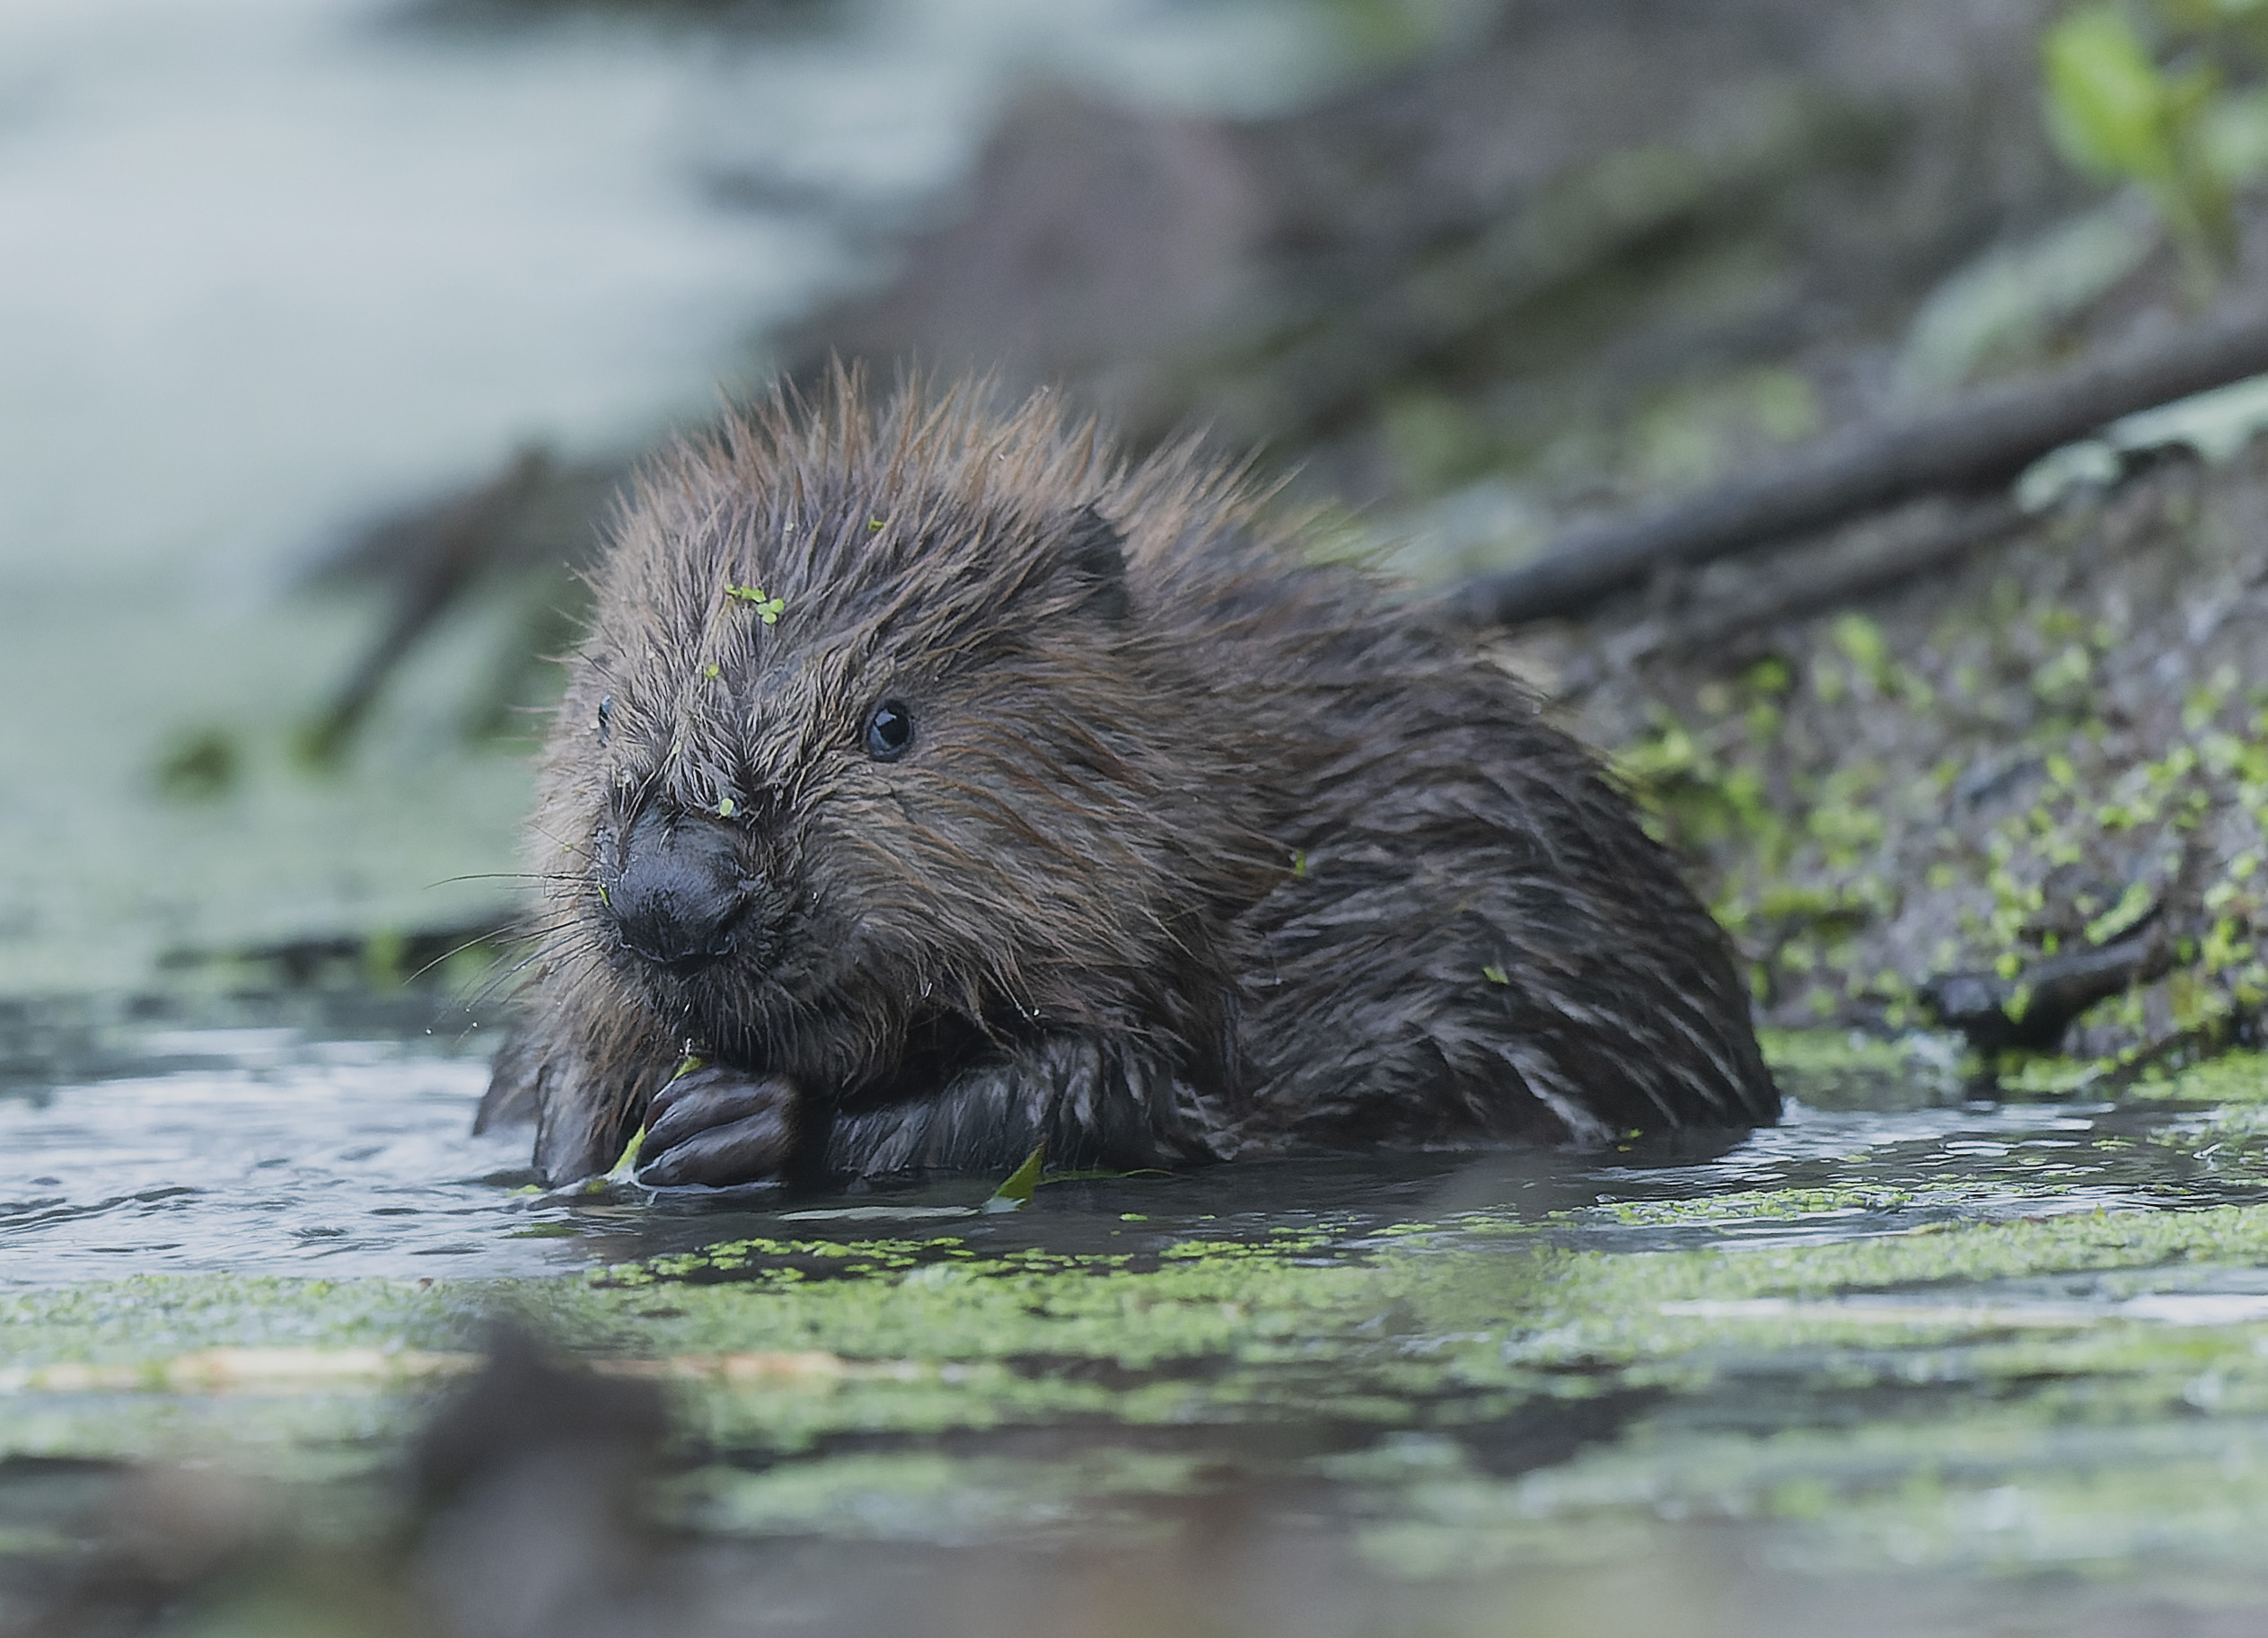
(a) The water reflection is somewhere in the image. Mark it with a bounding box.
[0,1023,563,1282]
[4,1014,2262,1285]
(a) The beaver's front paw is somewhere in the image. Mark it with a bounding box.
[637,1066,800,1186]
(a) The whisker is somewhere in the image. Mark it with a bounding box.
[406,927,516,986]
[461,938,588,1010]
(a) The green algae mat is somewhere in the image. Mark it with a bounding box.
[13,1032,2268,1634]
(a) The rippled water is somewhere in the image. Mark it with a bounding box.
[13,1007,2268,1638]
[4,1008,2253,1286]
[0,1035,533,1282]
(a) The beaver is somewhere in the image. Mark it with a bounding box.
[475,377,1779,1185]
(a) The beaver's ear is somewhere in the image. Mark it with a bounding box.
[1046,504,1130,622]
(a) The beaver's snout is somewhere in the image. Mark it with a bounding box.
[607,808,752,972]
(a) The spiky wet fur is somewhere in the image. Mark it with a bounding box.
[479,376,1779,1183]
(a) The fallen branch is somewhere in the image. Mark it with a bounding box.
[1919,930,2168,1054]
[302,445,549,764]
[1448,297,2268,629]
[1567,494,2029,683]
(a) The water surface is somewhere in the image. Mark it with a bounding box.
[13,1011,2268,1638]
[7,1012,2259,1284]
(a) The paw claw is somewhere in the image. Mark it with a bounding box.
[637,1068,800,1186]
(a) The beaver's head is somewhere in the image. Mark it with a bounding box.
[532,383,1279,1092]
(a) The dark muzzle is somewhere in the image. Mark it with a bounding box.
[607,809,750,971]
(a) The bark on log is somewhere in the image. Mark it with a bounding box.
[1203,87,1881,445]
[1631,495,2027,666]
[1919,930,2167,1053]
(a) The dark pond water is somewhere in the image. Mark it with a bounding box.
[3,1000,2257,1284]
[13,1000,2268,1638]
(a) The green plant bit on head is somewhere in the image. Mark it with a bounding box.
[1482,964,1510,985]
[716,797,736,819]
[725,583,787,624]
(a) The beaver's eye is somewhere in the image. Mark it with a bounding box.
[863,699,913,762]
[595,694,614,743]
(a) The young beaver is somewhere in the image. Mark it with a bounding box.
[477,379,1779,1185]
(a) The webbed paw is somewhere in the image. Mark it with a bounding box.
[636,1066,800,1186]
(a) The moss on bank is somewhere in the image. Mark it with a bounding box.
[1552,451,2268,1083]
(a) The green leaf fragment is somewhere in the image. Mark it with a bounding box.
[2086,880,2158,947]
[603,1125,647,1186]
[1482,964,1510,985]
[983,1143,1046,1214]
[2044,8,2178,183]
[725,583,787,624]
[716,797,736,818]
[2040,5,2234,293]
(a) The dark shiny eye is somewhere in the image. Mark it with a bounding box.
[595,694,614,743]
[863,699,913,761]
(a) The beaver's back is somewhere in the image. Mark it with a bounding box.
[1083,447,1777,1147]
[1235,612,1775,1147]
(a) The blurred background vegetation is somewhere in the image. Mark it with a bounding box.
[19,0,2268,1079]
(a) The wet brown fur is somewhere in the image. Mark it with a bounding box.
[479,375,1778,1183]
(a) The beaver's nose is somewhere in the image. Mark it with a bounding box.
[608,809,749,969]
